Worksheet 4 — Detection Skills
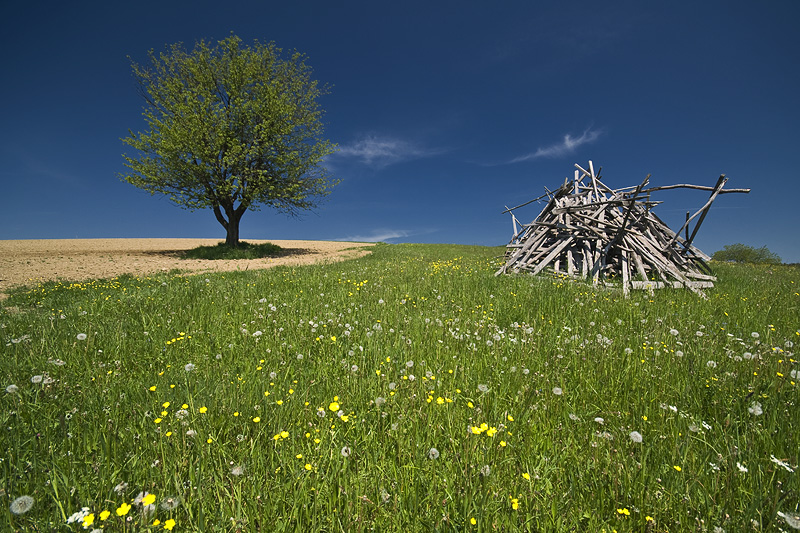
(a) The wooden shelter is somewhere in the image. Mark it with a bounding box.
[496,161,749,297]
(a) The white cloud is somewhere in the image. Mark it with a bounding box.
[335,229,412,243]
[336,135,438,168]
[510,128,603,163]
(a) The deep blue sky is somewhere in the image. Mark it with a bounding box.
[2,1,798,262]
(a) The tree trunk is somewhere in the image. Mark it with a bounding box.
[213,203,247,247]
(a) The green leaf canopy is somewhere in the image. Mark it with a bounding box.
[121,35,337,245]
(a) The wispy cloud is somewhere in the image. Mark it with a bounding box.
[509,128,603,163]
[336,135,440,168]
[335,229,412,243]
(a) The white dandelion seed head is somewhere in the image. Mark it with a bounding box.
[406,360,414,368]
[695,331,704,337]
[427,447,440,460]
[669,329,679,336]
[777,511,800,529]
[785,340,794,349]
[114,481,128,493]
[569,413,580,421]
[624,347,633,354]
[184,363,196,372]
[629,431,643,443]
[341,446,352,458]
[676,350,684,357]
[9,495,34,515]
[160,496,182,510]
[186,429,197,438]
[30,375,43,384]
[748,402,763,416]
[594,417,605,424]
[351,364,359,372]
[76,333,87,341]
[375,397,386,407]
[552,387,563,396]
[5,384,19,393]
[790,369,799,380]
[316,408,326,418]
[231,465,245,476]
[751,332,760,339]
[706,360,717,368]
[480,464,491,477]
[477,384,489,393]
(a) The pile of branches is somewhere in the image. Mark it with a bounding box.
[497,161,749,297]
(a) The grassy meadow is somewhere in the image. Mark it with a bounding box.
[1,243,798,532]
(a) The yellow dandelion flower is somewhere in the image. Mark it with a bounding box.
[616,508,630,516]
[149,386,156,392]
[99,510,110,521]
[207,438,213,444]
[276,400,283,405]
[142,493,156,506]
[470,517,477,525]
[280,431,289,439]
[199,406,208,413]
[304,463,313,471]
[116,502,131,516]
[164,519,176,530]
[253,417,261,423]
[329,401,340,411]
[673,465,682,472]
[181,404,188,409]
[154,418,162,424]
[522,472,530,480]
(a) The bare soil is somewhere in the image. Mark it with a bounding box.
[0,238,376,297]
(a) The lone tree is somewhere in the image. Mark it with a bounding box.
[712,244,782,264]
[121,35,337,247]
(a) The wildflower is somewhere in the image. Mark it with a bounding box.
[99,510,111,521]
[67,507,90,523]
[594,417,604,424]
[673,465,682,472]
[552,387,563,395]
[629,431,643,443]
[5,384,18,393]
[9,495,34,515]
[316,407,326,417]
[164,519,177,530]
[428,447,440,460]
[748,402,763,416]
[737,462,748,473]
[77,333,87,341]
[480,465,491,477]
[341,446,352,458]
[777,511,800,530]
[511,497,519,510]
[82,513,95,528]
[116,502,132,516]
[184,363,196,372]
[646,516,654,522]
[771,455,795,472]
[616,508,630,515]
[175,409,188,420]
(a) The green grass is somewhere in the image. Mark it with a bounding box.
[181,241,283,260]
[1,243,798,532]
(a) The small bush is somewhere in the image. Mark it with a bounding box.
[712,243,781,264]
[182,241,283,260]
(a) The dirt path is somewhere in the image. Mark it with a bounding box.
[0,238,376,297]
